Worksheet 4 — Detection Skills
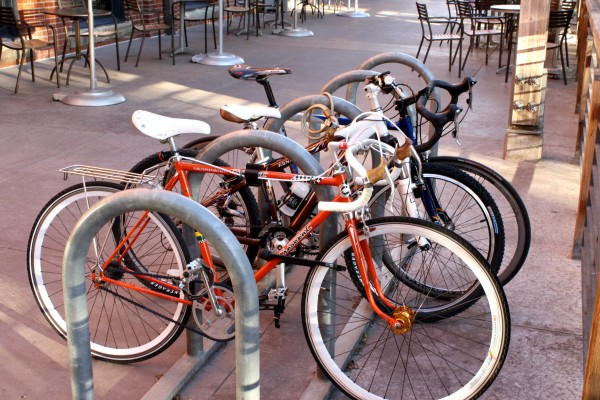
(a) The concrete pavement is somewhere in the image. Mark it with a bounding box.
[0,0,583,398]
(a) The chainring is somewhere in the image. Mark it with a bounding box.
[192,284,236,341]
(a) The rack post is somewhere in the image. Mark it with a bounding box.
[62,189,259,399]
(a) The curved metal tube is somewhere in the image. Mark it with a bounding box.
[63,189,259,400]
[263,94,363,134]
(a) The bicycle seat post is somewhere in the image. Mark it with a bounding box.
[165,137,181,155]
[256,75,278,108]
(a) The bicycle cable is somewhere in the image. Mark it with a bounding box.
[300,92,339,140]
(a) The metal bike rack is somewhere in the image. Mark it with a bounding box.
[351,51,437,104]
[319,52,441,157]
[185,130,340,396]
[62,189,259,400]
[263,94,362,135]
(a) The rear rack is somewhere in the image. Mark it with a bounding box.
[59,165,159,186]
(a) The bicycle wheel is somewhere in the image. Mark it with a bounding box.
[27,181,191,363]
[302,217,510,399]
[431,156,531,286]
[130,150,262,265]
[370,162,505,279]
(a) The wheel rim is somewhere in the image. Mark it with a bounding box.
[303,220,508,399]
[29,187,188,361]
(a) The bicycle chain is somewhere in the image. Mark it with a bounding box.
[98,281,233,343]
[105,265,172,281]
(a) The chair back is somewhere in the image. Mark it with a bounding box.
[18,9,49,25]
[0,6,18,29]
[0,6,21,38]
[446,0,458,19]
[416,2,429,22]
[456,1,473,19]
[548,9,573,33]
[124,0,143,17]
[560,0,576,10]
[475,0,504,14]
[57,0,86,9]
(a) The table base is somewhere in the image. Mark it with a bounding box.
[274,27,313,36]
[54,89,125,107]
[191,52,244,66]
[337,11,370,17]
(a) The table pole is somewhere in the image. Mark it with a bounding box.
[337,0,369,18]
[56,0,125,106]
[191,0,244,66]
[274,0,313,36]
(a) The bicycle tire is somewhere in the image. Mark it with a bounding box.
[27,181,191,363]
[369,163,505,295]
[430,156,531,285]
[129,150,262,265]
[302,217,510,399]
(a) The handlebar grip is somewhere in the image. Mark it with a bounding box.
[366,158,387,185]
[320,139,384,213]
[318,186,373,212]
[427,77,476,104]
[395,139,412,160]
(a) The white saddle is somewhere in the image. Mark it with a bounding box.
[132,110,211,140]
[219,104,281,123]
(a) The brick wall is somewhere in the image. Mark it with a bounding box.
[0,0,170,68]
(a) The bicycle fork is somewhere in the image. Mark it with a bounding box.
[345,215,415,335]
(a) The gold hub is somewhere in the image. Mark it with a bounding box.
[391,306,415,335]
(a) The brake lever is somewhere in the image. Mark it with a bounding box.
[452,107,463,146]
[468,81,474,111]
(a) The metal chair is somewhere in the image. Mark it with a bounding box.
[0,7,60,93]
[171,0,217,62]
[444,0,460,35]
[224,0,252,39]
[546,9,574,85]
[416,2,463,76]
[57,0,120,72]
[553,0,576,68]
[456,0,504,71]
[123,0,171,67]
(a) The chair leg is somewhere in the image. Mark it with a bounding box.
[212,16,217,49]
[125,30,135,62]
[448,40,453,72]
[114,24,120,71]
[205,18,209,54]
[422,41,433,65]
[559,46,567,85]
[456,39,462,78]
[172,26,176,65]
[158,32,163,60]
[246,12,250,40]
[184,23,189,47]
[60,37,68,73]
[15,50,27,93]
[136,33,146,67]
[52,43,60,88]
[29,49,35,82]
[505,37,513,83]
[416,37,425,60]
[461,37,474,70]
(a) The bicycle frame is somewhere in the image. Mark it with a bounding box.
[96,151,406,330]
